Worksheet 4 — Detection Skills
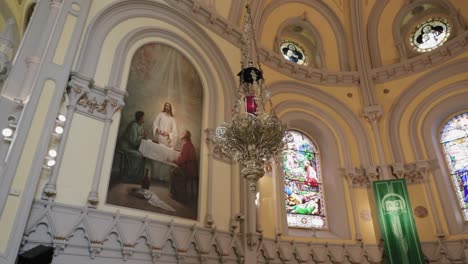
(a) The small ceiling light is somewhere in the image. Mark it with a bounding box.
[2,128,13,137]
[48,149,57,158]
[47,160,56,167]
[57,115,66,122]
[55,126,64,134]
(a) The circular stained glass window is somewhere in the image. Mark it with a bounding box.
[280,41,307,65]
[410,17,451,53]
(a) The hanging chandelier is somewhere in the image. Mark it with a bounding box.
[215,2,287,192]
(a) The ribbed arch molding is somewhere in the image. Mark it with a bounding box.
[387,58,468,163]
[274,110,351,239]
[274,101,350,168]
[256,0,350,71]
[74,0,236,124]
[367,0,389,67]
[418,93,468,235]
[269,81,372,167]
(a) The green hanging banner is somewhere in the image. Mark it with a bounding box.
[373,179,425,264]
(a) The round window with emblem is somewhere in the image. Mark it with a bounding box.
[280,41,307,65]
[410,18,451,53]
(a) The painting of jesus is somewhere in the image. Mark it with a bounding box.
[106,43,203,220]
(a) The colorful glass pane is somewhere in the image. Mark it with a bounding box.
[280,41,307,66]
[282,130,326,229]
[410,17,451,53]
[440,112,468,219]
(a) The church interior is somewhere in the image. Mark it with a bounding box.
[0,0,468,263]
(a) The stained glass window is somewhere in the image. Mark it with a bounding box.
[410,17,451,53]
[282,130,326,229]
[440,112,468,220]
[280,41,307,65]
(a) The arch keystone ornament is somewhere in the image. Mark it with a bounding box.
[373,179,425,264]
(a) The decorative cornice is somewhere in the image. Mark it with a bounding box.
[258,49,359,85]
[372,32,468,83]
[345,166,380,188]
[71,80,126,121]
[345,161,431,188]
[391,161,431,184]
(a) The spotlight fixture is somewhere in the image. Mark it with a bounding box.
[46,159,56,167]
[54,126,64,134]
[57,114,66,122]
[2,128,13,137]
[48,149,57,158]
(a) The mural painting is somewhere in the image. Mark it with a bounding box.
[106,43,203,220]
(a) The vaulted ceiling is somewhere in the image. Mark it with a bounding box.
[198,0,468,72]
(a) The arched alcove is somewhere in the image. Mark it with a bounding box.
[392,0,462,60]
[256,0,350,71]
[387,58,468,163]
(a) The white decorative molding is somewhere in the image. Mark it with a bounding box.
[258,49,359,85]
[345,167,381,188]
[20,200,468,263]
[391,161,430,184]
[22,200,244,263]
[372,32,468,83]
[74,84,126,122]
[345,161,432,188]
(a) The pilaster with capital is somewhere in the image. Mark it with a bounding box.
[87,87,126,207]
[364,105,392,180]
[343,168,362,241]
[204,128,216,227]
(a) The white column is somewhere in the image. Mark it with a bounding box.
[204,130,215,227]
[230,162,238,231]
[364,105,392,180]
[87,92,124,207]
[345,169,363,241]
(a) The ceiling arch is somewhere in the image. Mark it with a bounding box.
[255,0,350,71]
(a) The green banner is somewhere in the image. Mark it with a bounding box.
[373,179,425,264]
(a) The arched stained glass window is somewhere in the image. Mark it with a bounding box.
[441,112,468,220]
[410,17,451,53]
[282,130,326,229]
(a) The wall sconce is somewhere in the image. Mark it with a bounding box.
[2,115,17,142]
